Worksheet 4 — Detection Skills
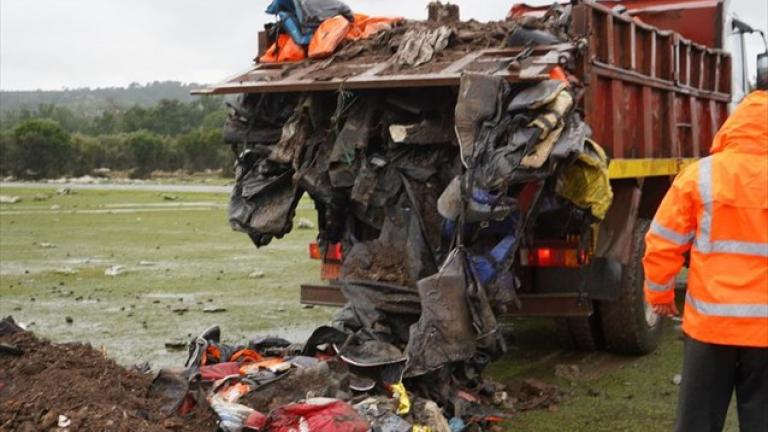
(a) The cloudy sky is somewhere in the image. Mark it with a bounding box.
[0,0,766,90]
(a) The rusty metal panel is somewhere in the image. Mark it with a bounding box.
[300,284,345,306]
[575,2,730,165]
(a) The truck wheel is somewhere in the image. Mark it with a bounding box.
[554,315,603,351]
[598,219,663,355]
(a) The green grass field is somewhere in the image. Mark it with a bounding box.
[0,187,738,431]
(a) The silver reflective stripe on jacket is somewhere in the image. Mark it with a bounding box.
[650,221,694,246]
[686,292,768,318]
[694,156,768,257]
[646,279,674,292]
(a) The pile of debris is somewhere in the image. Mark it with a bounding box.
[221,2,611,431]
[0,317,216,432]
[0,316,567,431]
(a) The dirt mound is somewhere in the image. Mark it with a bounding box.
[0,317,216,432]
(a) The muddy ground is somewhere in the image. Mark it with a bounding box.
[0,319,217,431]
[0,187,740,431]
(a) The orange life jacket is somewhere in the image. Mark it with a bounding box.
[260,34,307,64]
[308,15,351,59]
[643,91,768,348]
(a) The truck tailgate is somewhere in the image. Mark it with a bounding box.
[193,45,573,95]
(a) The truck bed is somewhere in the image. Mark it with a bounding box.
[197,1,733,170]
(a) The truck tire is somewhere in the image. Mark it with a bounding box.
[554,315,603,351]
[598,219,663,355]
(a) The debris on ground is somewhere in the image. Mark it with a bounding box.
[0,317,217,432]
[56,187,73,195]
[507,379,566,411]
[672,374,682,386]
[104,265,127,277]
[554,364,581,381]
[202,306,228,314]
[37,242,56,249]
[50,204,61,210]
[297,218,316,230]
[54,267,78,276]
[162,194,180,201]
[249,269,266,279]
[171,305,189,315]
[0,195,21,204]
[165,339,188,350]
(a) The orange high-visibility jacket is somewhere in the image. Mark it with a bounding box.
[643,90,768,348]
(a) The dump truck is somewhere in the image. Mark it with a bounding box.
[195,0,766,356]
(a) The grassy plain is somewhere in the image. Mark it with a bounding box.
[0,187,738,431]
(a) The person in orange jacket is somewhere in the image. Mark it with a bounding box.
[643,90,768,431]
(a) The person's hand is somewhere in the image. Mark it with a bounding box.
[651,302,679,317]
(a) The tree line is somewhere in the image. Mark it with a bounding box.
[0,81,201,116]
[0,97,233,179]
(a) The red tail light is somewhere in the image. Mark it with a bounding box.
[325,243,343,261]
[308,242,343,262]
[309,242,322,260]
[522,247,588,268]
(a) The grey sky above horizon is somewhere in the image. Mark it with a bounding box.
[0,0,766,91]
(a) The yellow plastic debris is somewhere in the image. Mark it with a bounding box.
[413,426,432,432]
[556,138,613,220]
[391,382,411,415]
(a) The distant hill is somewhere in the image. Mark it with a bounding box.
[0,81,206,116]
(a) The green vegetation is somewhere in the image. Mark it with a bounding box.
[0,85,231,179]
[0,81,200,116]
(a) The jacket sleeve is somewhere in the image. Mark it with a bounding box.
[642,166,698,305]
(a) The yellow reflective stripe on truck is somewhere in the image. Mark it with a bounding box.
[608,158,697,179]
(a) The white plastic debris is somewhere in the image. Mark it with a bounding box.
[297,218,316,230]
[54,267,78,275]
[0,195,21,204]
[104,265,127,277]
[248,270,265,279]
[137,261,158,267]
[58,415,71,428]
[50,204,62,210]
[38,242,57,249]
[56,187,73,195]
[672,374,682,386]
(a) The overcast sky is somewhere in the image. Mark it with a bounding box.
[0,0,766,90]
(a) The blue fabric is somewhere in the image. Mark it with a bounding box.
[471,234,517,285]
[449,417,466,432]
[471,187,497,205]
[265,0,296,15]
[278,11,313,45]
